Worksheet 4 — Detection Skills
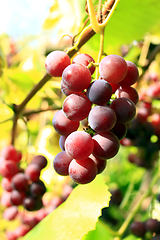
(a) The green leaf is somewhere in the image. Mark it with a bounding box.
[84,0,160,54]
[82,220,114,240]
[123,235,141,240]
[23,175,111,240]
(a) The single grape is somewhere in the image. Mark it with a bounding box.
[92,131,120,160]
[52,109,79,136]
[130,221,146,238]
[88,105,117,133]
[1,191,12,207]
[110,188,123,206]
[62,63,91,92]
[23,196,43,211]
[0,160,18,178]
[6,231,17,240]
[115,86,139,105]
[3,206,18,220]
[99,55,128,83]
[118,61,139,86]
[69,158,97,184]
[1,145,20,163]
[11,173,29,192]
[72,53,95,75]
[2,177,13,192]
[63,93,91,121]
[53,151,73,176]
[89,154,107,174]
[111,122,127,140]
[65,131,94,160]
[14,224,30,237]
[10,190,26,206]
[110,97,136,124]
[30,180,46,197]
[31,155,48,169]
[25,164,41,182]
[45,50,71,77]
[144,218,160,233]
[86,79,112,105]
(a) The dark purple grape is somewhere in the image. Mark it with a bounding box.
[31,155,48,169]
[130,221,146,238]
[86,79,112,105]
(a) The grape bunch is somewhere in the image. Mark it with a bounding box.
[45,50,139,184]
[130,218,160,239]
[0,145,47,212]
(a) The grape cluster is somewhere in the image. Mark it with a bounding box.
[130,218,160,239]
[45,50,139,184]
[3,182,73,240]
[0,145,47,212]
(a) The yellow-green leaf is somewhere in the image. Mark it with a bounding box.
[23,175,111,240]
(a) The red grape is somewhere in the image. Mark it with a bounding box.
[63,93,91,121]
[72,53,95,75]
[65,131,94,160]
[69,158,97,184]
[62,63,91,92]
[88,105,117,133]
[110,97,136,124]
[53,151,73,176]
[25,164,41,182]
[92,132,120,160]
[99,55,128,83]
[52,109,79,136]
[31,155,48,169]
[45,50,71,77]
[118,61,139,86]
[0,160,18,178]
[115,86,139,105]
[11,173,29,192]
[89,154,107,174]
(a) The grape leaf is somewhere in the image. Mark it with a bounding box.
[23,175,111,240]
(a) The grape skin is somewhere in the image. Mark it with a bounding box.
[52,109,79,136]
[99,55,128,83]
[110,97,136,124]
[69,158,97,184]
[89,154,107,174]
[62,63,91,92]
[86,79,112,105]
[53,151,73,176]
[72,53,95,75]
[88,105,117,133]
[63,93,92,121]
[92,131,120,160]
[65,131,94,160]
[45,50,71,77]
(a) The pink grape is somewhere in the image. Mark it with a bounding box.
[92,131,120,160]
[62,63,91,92]
[0,160,18,178]
[99,55,128,83]
[45,50,71,77]
[52,109,79,136]
[65,131,94,160]
[63,93,91,121]
[69,158,97,184]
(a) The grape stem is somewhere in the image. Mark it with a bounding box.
[114,168,159,239]
[87,0,120,34]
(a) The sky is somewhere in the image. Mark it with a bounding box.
[0,0,53,39]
